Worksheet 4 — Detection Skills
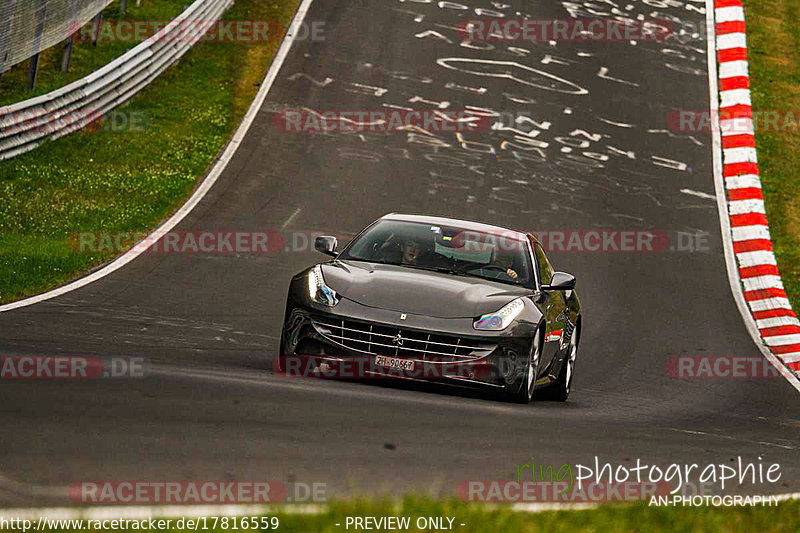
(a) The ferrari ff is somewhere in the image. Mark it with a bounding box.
[278,214,582,403]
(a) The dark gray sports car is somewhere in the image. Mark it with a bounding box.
[278,214,582,403]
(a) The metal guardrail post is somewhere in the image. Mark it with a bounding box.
[62,0,79,72]
[27,0,49,92]
[92,11,103,47]
[61,36,74,72]
[27,53,40,92]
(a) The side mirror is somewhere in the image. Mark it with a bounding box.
[314,236,338,257]
[541,271,576,291]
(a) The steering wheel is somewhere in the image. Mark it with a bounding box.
[461,263,508,274]
[463,263,517,280]
[479,264,509,273]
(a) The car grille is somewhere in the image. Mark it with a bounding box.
[312,316,496,361]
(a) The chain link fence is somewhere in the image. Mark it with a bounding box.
[0,0,115,74]
[0,0,233,159]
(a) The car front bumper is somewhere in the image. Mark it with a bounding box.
[279,299,537,391]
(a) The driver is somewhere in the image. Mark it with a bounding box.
[400,239,420,265]
[378,234,435,266]
[493,251,518,280]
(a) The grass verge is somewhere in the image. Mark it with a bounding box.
[0,0,298,303]
[282,496,798,532]
[6,497,799,533]
[745,0,800,311]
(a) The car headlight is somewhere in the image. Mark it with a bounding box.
[307,265,339,306]
[473,298,525,331]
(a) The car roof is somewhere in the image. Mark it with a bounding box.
[379,213,536,243]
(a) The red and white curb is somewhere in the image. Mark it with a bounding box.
[710,0,800,386]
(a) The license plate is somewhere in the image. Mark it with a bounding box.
[375,355,415,371]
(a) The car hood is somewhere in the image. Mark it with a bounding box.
[320,260,532,318]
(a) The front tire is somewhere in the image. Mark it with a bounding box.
[274,331,287,373]
[509,329,542,404]
[543,323,579,402]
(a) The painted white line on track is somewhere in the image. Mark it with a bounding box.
[0,0,317,314]
[680,188,717,200]
[282,208,302,229]
[664,426,795,450]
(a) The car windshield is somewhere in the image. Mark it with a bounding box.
[339,219,534,287]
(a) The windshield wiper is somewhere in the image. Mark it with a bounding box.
[402,264,466,276]
[349,260,522,285]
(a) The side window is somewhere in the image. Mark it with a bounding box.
[533,242,554,285]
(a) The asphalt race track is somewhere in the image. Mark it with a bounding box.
[1,0,798,506]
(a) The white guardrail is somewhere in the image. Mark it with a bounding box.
[0,0,233,161]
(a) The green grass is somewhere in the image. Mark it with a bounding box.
[745,0,800,311]
[11,496,800,533]
[277,496,799,532]
[0,0,298,303]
